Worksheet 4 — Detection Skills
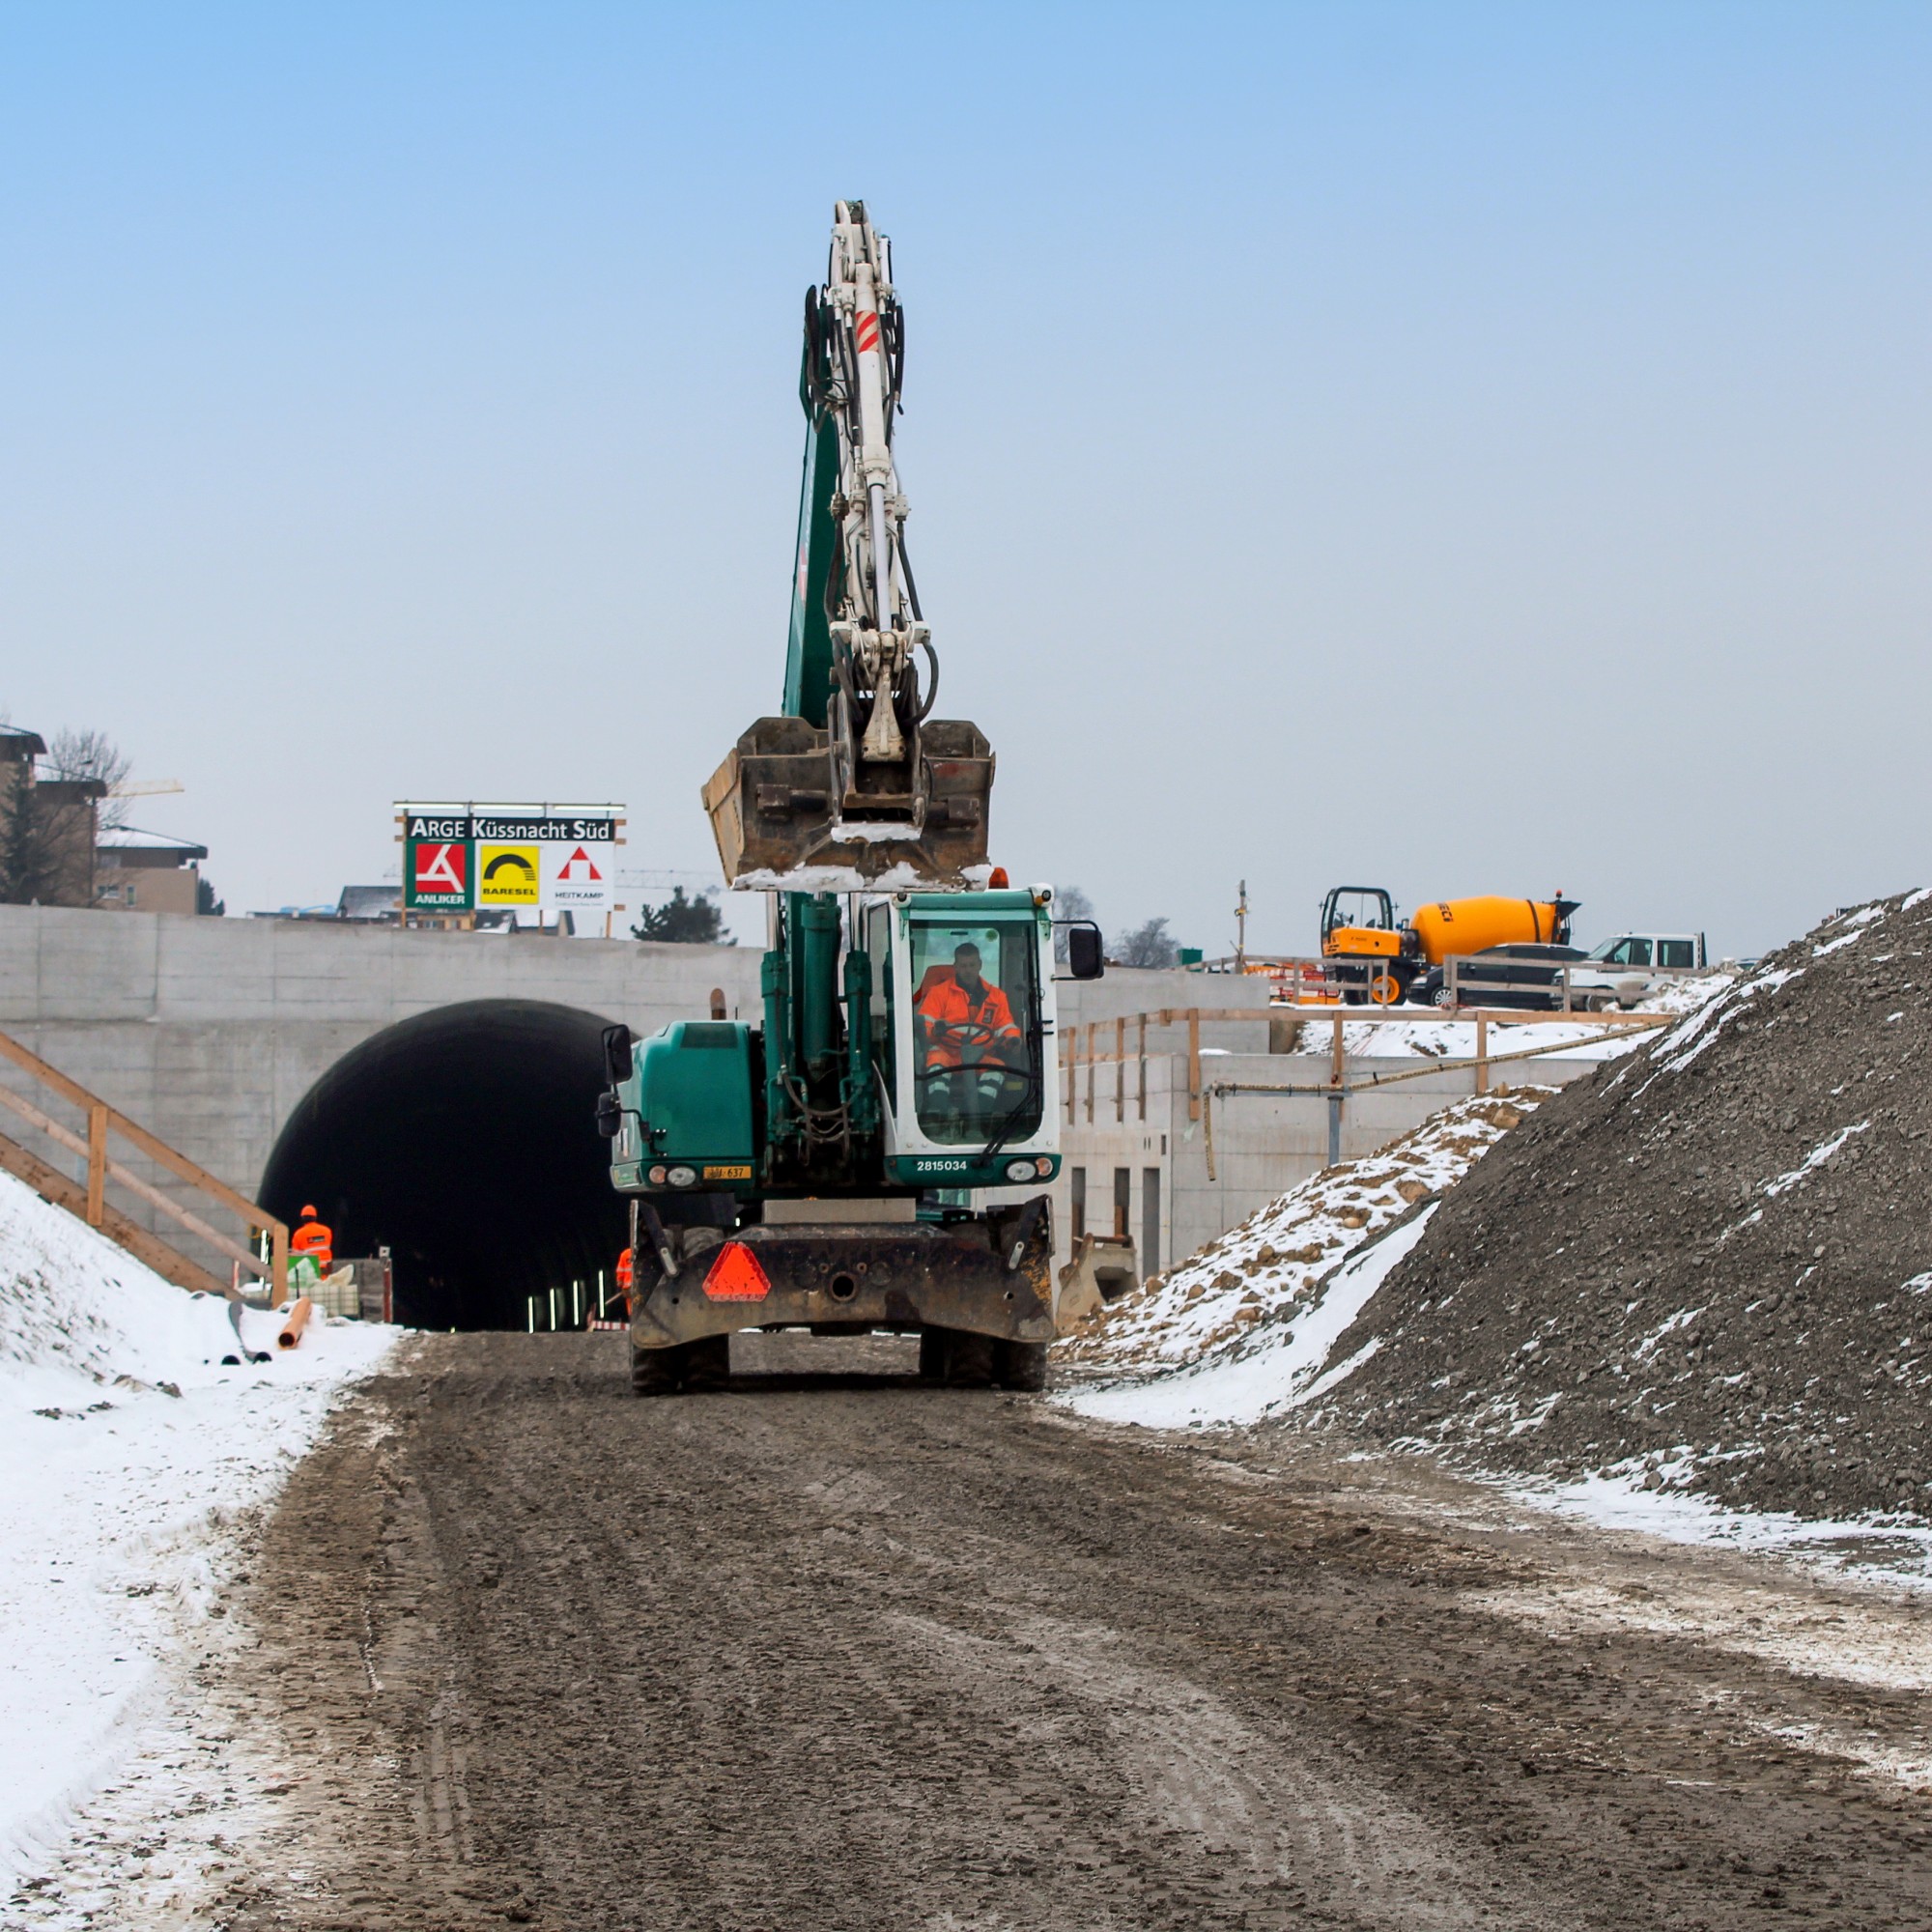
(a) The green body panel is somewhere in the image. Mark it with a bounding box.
[781,414,841,724]
[627,1021,757,1187]
[891,1153,1061,1190]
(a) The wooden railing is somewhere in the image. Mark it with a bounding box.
[1060,1004,1668,1129]
[0,1026,287,1302]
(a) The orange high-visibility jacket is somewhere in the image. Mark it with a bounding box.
[292,1217,333,1268]
[615,1247,634,1293]
[915,973,1020,1068]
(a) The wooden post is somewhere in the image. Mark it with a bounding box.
[1115,1015,1125,1122]
[1136,1014,1147,1122]
[1476,1013,1490,1094]
[270,1218,289,1306]
[1185,1009,1202,1122]
[86,1104,107,1226]
[1330,1012,1346,1086]
[1085,1022,1095,1122]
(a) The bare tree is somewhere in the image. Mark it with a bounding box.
[1053,883,1096,963]
[43,728,132,831]
[0,727,126,905]
[1110,916,1181,970]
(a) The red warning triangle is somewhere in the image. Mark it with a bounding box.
[702,1241,771,1301]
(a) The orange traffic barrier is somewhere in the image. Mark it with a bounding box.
[276,1295,314,1350]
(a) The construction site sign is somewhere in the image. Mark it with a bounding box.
[397,805,624,918]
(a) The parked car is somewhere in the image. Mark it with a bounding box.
[1414,943,1588,1010]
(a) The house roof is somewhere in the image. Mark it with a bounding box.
[97,825,210,861]
[336,885,401,919]
[0,724,48,761]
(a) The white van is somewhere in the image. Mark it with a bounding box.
[1566,932,1708,1008]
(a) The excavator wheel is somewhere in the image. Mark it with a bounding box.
[629,1334,733,1397]
[630,1344,683,1398]
[918,1327,996,1387]
[993,1339,1049,1392]
[681,1333,733,1392]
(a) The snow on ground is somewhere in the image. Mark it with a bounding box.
[1064,1209,1438,1430]
[1057,1090,1551,1427]
[1321,971,1732,1065]
[1492,1460,1932,1596]
[0,1168,396,1893]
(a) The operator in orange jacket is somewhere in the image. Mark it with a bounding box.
[916,942,1025,1071]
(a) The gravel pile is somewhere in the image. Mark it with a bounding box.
[1062,1092,1548,1374]
[1320,892,1932,1522]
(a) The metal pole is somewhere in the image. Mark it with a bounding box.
[1326,1091,1342,1168]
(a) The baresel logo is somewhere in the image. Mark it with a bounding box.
[476,844,540,904]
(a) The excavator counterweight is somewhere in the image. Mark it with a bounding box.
[703,200,995,891]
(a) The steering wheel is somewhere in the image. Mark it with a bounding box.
[925,1018,1003,1056]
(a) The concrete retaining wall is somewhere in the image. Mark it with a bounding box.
[0,904,764,1268]
[1053,1042,1605,1282]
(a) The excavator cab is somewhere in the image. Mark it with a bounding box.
[862,890,1062,1187]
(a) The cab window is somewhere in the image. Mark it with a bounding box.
[907,918,1044,1148]
[865,903,896,1106]
[1658,939,1694,970]
[1589,937,1652,967]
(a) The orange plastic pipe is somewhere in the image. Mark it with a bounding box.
[276,1295,314,1350]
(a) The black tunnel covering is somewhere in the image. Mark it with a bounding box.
[260,999,630,1330]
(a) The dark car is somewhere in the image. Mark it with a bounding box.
[1415,943,1589,1010]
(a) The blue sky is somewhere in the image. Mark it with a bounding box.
[3,4,1928,953]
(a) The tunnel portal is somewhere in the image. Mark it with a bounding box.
[259,999,631,1330]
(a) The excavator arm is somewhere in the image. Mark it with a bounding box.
[704,202,995,890]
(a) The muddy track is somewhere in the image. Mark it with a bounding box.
[212,1334,1932,1929]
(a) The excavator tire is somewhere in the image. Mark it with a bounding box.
[993,1339,1049,1392]
[918,1327,996,1387]
[630,1344,683,1398]
[681,1333,733,1392]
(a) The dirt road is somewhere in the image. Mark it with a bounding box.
[195,1333,1932,1929]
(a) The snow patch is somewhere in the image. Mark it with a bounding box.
[0,1168,397,1889]
[1060,1208,1437,1431]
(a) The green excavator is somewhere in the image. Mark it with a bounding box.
[596,202,1119,1396]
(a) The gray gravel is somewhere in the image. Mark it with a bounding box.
[1323,892,1932,1523]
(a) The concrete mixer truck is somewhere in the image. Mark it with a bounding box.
[1319,885,1579,1005]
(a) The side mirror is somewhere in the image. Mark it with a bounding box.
[1064,923,1104,980]
[601,1023,634,1085]
[594,1090,623,1139]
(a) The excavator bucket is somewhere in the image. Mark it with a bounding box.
[703,715,995,891]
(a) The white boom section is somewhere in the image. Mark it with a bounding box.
[824,202,929,766]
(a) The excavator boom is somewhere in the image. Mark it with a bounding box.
[703,201,994,890]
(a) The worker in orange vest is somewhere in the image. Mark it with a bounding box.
[615,1245,635,1318]
[292,1205,333,1273]
[916,942,1024,1071]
